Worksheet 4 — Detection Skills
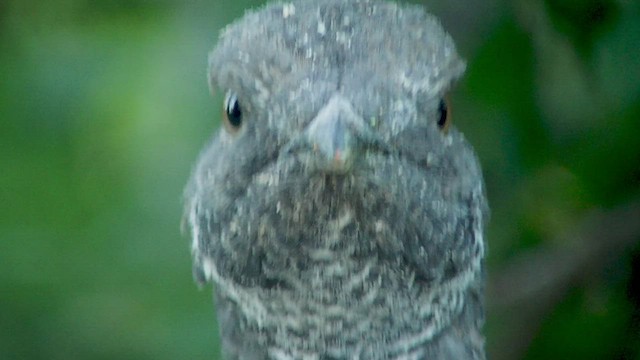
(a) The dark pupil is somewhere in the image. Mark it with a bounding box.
[226,99,242,127]
[437,99,448,128]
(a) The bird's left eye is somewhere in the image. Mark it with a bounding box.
[437,98,451,131]
[223,91,243,133]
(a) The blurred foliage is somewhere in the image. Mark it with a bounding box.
[0,0,638,359]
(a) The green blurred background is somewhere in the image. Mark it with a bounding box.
[1,0,639,359]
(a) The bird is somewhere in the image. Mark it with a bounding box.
[183,0,488,359]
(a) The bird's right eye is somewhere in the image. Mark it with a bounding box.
[436,98,451,131]
[223,91,243,133]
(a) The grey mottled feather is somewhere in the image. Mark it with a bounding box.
[184,0,488,359]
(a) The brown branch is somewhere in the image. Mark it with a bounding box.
[487,197,640,360]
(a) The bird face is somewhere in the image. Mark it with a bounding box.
[208,2,465,180]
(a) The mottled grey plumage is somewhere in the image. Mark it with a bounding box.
[184,0,488,359]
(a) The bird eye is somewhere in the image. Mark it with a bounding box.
[437,98,451,131]
[223,91,242,132]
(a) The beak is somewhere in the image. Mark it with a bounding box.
[304,95,361,172]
